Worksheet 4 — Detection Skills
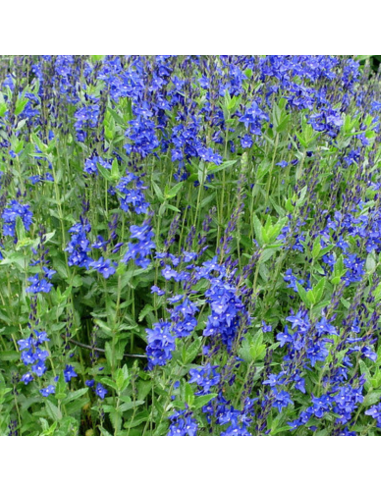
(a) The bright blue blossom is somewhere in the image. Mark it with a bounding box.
[89,257,116,279]
[63,365,78,383]
[95,383,108,400]
[2,200,33,238]
[40,385,56,397]
[168,409,198,436]
[116,173,150,215]
[146,322,176,370]
[26,274,53,294]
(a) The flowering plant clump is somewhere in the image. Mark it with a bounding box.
[1,55,381,436]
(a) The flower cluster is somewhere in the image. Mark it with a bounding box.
[116,172,150,215]
[89,257,116,279]
[65,218,92,268]
[26,267,56,294]
[18,330,50,384]
[146,321,176,370]
[4,55,381,436]
[122,221,156,270]
[2,200,33,239]
[198,259,250,352]
[74,103,100,142]
[168,409,198,436]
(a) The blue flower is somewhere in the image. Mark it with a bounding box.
[189,364,220,395]
[65,219,92,269]
[276,160,289,168]
[316,317,338,336]
[168,409,198,436]
[261,321,272,333]
[31,360,47,377]
[89,257,116,279]
[63,365,77,383]
[34,330,50,344]
[2,200,33,238]
[241,135,253,148]
[272,389,293,413]
[239,100,269,135]
[40,385,56,397]
[95,383,108,400]
[146,322,176,370]
[84,156,99,175]
[116,173,150,215]
[18,337,34,351]
[122,221,155,270]
[21,349,37,366]
[151,285,165,296]
[20,372,34,385]
[26,274,53,294]
[365,404,381,428]
[332,383,364,425]
[29,175,42,184]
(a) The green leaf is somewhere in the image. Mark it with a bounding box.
[138,304,154,323]
[311,278,326,305]
[99,426,112,436]
[40,420,58,436]
[207,159,238,174]
[94,319,112,335]
[182,338,201,364]
[137,381,152,401]
[152,181,164,202]
[107,107,126,127]
[45,400,62,421]
[249,330,266,361]
[285,197,294,213]
[366,253,377,274]
[0,351,19,362]
[332,255,347,285]
[15,98,27,116]
[364,390,381,407]
[0,102,7,117]
[297,282,310,307]
[115,365,130,393]
[266,217,288,244]
[312,237,322,259]
[55,372,66,397]
[111,158,120,180]
[184,383,194,407]
[165,181,184,199]
[97,164,112,181]
[252,214,264,246]
[193,393,217,410]
[257,159,272,180]
[101,377,119,392]
[296,186,308,206]
[356,55,371,62]
[239,331,266,363]
[296,132,307,148]
[359,360,372,392]
[374,284,381,303]
[340,298,351,309]
[104,342,114,369]
[166,204,181,213]
[276,114,291,133]
[172,400,186,410]
[124,410,150,429]
[55,393,67,401]
[259,248,277,264]
[62,388,89,404]
[119,399,145,412]
[15,215,26,241]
